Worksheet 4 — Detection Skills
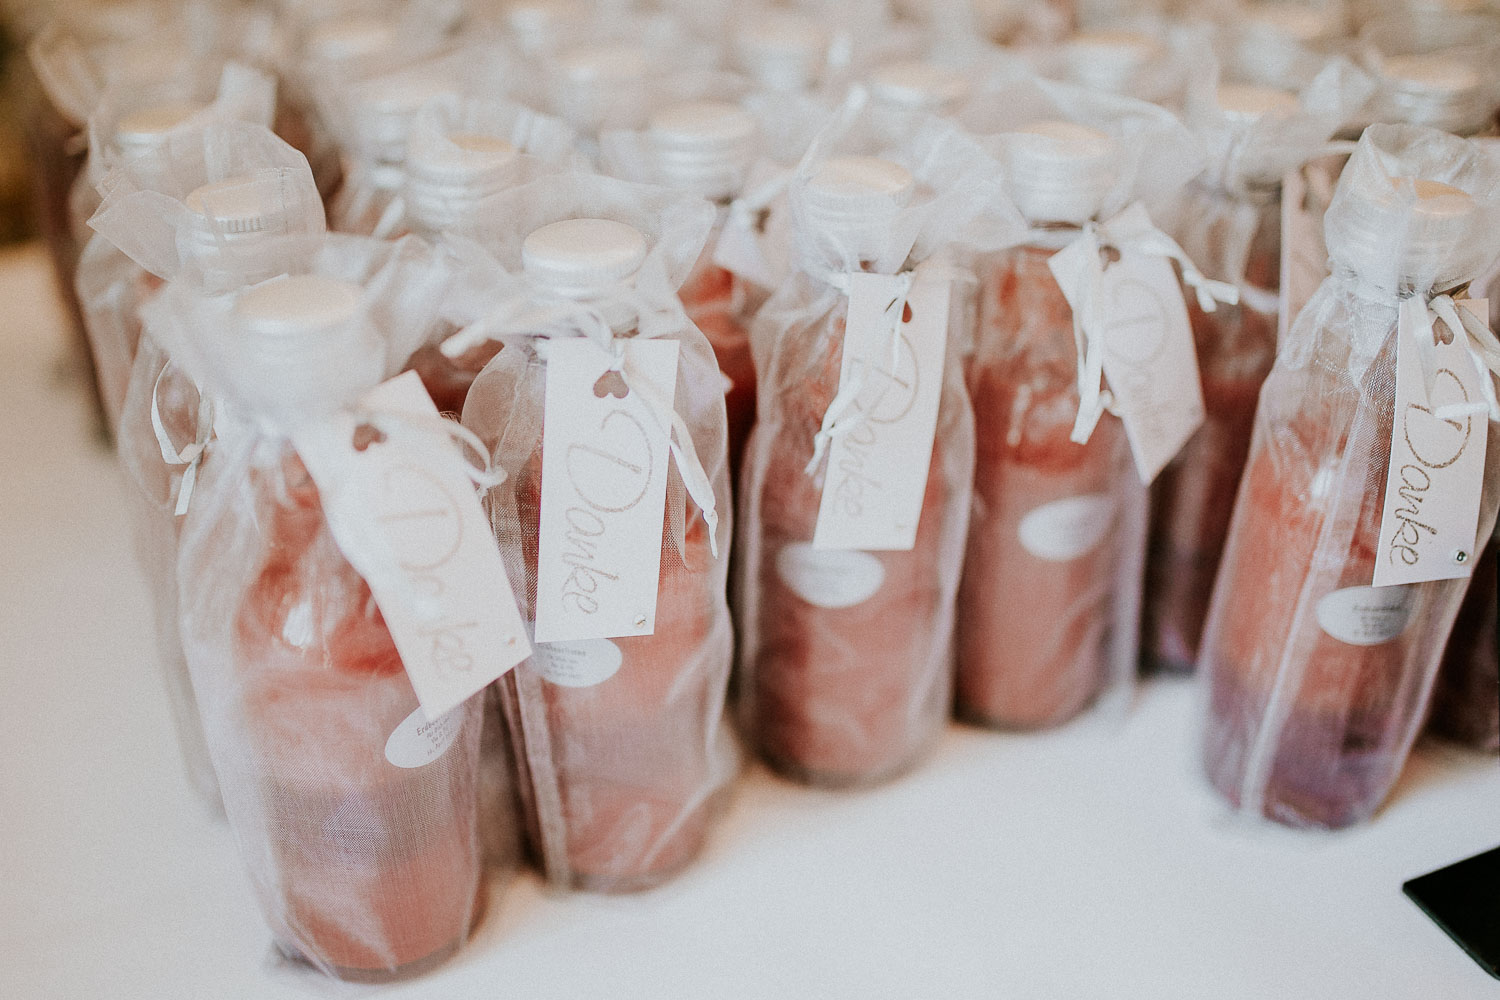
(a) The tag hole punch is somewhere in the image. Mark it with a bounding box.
[593,371,630,400]
[1100,245,1122,269]
[1454,549,1470,565]
[352,424,388,451]
[1435,321,1455,347]
[901,301,914,324]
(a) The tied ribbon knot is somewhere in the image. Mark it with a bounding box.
[1400,292,1500,423]
[805,268,917,476]
[153,364,508,517]
[442,275,720,559]
[1050,202,1239,445]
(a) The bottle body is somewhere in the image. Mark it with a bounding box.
[956,244,1138,729]
[117,335,220,808]
[680,225,756,483]
[1426,538,1499,751]
[74,237,162,435]
[738,272,971,786]
[464,338,736,892]
[180,444,482,978]
[1146,192,1281,673]
[1199,286,1498,828]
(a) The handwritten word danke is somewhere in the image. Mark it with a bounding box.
[560,407,654,614]
[1389,367,1471,568]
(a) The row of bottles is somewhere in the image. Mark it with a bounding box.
[30,0,1500,984]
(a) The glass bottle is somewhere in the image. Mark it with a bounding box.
[182,274,482,978]
[643,99,759,479]
[740,156,967,785]
[957,122,1141,729]
[1144,84,1298,674]
[1427,534,1499,751]
[464,218,734,891]
[1200,136,1500,829]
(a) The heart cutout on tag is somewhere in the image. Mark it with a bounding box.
[1434,318,1455,346]
[902,301,914,324]
[593,370,630,399]
[352,423,388,451]
[1100,244,1122,270]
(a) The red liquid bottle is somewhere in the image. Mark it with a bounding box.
[1146,84,1297,674]
[641,100,761,481]
[465,218,734,890]
[956,121,1139,729]
[1427,537,1499,751]
[740,156,966,785]
[399,123,525,415]
[180,275,482,977]
[1200,140,1500,828]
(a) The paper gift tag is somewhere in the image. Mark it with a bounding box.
[812,265,951,551]
[1094,250,1204,482]
[292,371,532,719]
[1373,298,1490,588]
[1050,212,1205,484]
[534,337,679,643]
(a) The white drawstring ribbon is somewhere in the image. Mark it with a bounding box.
[1053,202,1240,445]
[805,268,916,476]
[150,363,214,517]
[350,406,509,492]
[444,289,721,560]
[1401,292,1500,423]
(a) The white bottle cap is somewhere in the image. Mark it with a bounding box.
[114,101,204,155]
[1216,83,1300,123]
[353,72,458,166]
[734,10,828,93]
[558,42,652,86]
[1378,53,1487,134]
[406,133,520,237]
[1003,120,1116,226]
[1241,2,1337,43]
[506,0,587,56]
[647,100,758,201]
[305,15,397,67]
[802,155,916,261]
[868,60,971,114]
[1063,30,1163,95]
[1334,174,1475,287]
[522,218,648,300]
[180,175,286,265]
[234,274,383,408]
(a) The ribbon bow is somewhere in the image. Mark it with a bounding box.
[805,268,917,476]
[1052,202,1239,445]
[442,274,721,559]
[150,362,215,517]
[1400,292,1500,423]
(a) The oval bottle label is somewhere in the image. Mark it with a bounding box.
[775,542,886,609]
[384,705,463,769]
[531,638,624,688]
[1017,494,1116,562]
[1315,586,1416,646]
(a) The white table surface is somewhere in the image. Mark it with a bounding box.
[1,243,1496,1000]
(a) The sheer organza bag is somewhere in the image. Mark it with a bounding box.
[1198,124,1500,829]
[391,93,580,416]
[87,122,326,808]
[450,173,737,891]
[141,234,497,979]
[1146,50,1371,674]
[737,92,1024,786]
[952,75,1214,729]
[318,43,520,236]
[71,60,276,254]
[601,72,828,482]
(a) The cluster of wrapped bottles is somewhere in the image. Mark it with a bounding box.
[26,0,1500,983]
